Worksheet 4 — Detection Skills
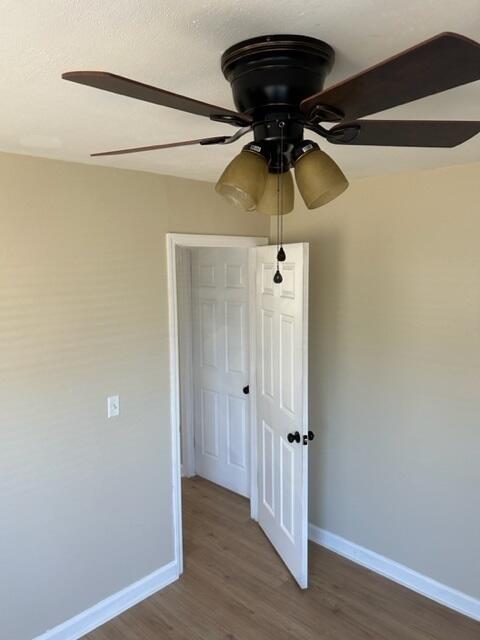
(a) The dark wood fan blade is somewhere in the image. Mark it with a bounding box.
[91,136,230,157]
[301,33,480,121]
[62,71,251,125]
[328,120,480,147]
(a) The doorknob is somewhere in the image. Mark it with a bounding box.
[308,431,315,441]
[243,385,249,395]
[287,431,301,444]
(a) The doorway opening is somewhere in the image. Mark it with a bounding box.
[167,233,309,587]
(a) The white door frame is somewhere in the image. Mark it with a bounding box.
[166,233,268,574]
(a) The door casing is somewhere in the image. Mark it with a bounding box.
[167,233,268,575]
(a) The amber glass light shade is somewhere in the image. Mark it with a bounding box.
[256,170,294,215]
[215,148,268,211]
[294,146,348,209]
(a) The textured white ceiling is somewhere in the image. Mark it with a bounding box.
[0,0,479,182]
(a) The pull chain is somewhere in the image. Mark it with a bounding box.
[274,122,286,284]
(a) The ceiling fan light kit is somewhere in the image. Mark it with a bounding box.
[294,142,349,209]
[63,30,480,215]
[214,142,269,211]
[256,171,295,215]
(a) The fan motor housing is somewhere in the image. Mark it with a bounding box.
[221,35,335,171]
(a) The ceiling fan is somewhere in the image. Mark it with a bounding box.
[63,32,480,214]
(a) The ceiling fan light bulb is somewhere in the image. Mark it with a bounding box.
[256,170,294,215]
[294,143,348,209]
[215,146,268,211]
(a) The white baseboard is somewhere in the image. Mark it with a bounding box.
[35,560,179,640]
[309,524,480,622]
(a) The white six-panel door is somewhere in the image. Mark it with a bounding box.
[191,247,250,497]
[254,243,309,588]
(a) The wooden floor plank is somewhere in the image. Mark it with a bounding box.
[85,477,480,640]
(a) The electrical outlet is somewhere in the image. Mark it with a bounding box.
[107,395,120,418]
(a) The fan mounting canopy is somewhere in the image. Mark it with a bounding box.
[221,34,336,120]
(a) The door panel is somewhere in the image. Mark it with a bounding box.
[280,313,295,414]
[227,395,246,468]
[200,300,217,367]
[254,243,309,588]
[261,309,274,398]
[262,420,275,515]
[225,301,245,373]
[201,388,219,458]
[191,247,250,497]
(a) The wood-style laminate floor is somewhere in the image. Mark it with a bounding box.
[85,477,479,640]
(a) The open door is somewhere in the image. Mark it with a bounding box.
[252,243,309,588]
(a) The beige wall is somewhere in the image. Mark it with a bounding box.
[278,162,480,600]
[0,152,269,640]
